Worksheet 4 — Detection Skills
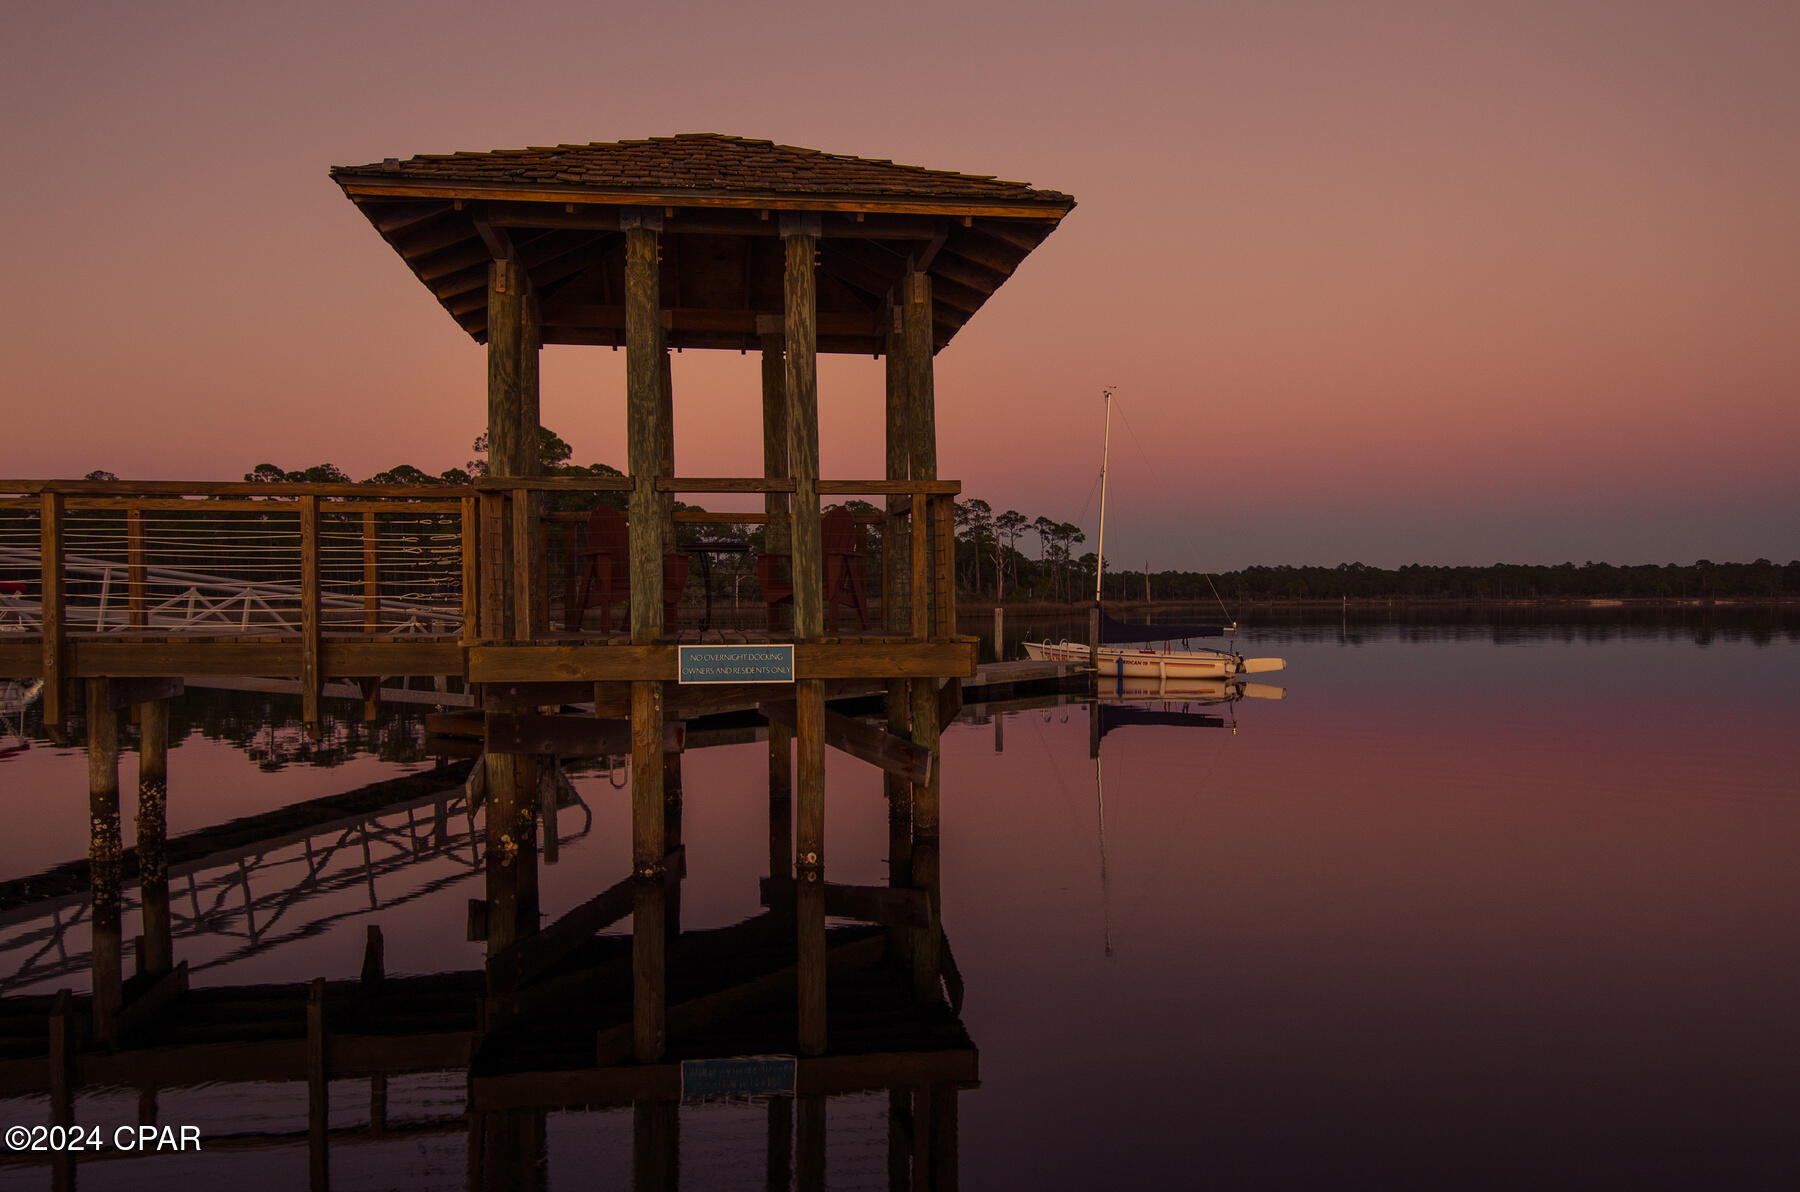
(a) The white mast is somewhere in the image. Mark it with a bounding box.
[1095,387,1112,603]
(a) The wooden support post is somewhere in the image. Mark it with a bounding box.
[49,988,76,1192]
[482,751,522,953]
[41,491,65,732]
[658,342,676,548]
[631,680,666,1063]
[904,271,937,641]
[911,1085,933,1192]
[87,677,123,1045]
[884,303,915,840]
[911,836,943,1008]
[768,719,792,882]
[1089,604,1101,671]
[488,259,525,636]
[48,989,75,1125]
[361,923,385,989]
[362,509,379,631]
[993,606,1004,663]
[784,218,822,642]
[797,1093,827,1192]
[759,314,791,633]
[523,287,549,640]
[369,1075,388,1137]
[127,507,147,631]
[626,219,665,644]
[995,710,1005,753]
[299,494,321,738]
[930,1083,961,1191]
[137,698,172,977]
[888,1089,911,1192]
[795,678,827,1056]
[663,745,683,937]
[767,1095,794,1192]
[632,1097,679,1192]
[308,976,329,1192]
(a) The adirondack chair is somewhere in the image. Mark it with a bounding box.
[823,505,869,631]
[570,506,689,633]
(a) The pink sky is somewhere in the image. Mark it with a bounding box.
[3,1,1794,568]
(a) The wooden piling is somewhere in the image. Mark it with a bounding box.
[137,698,172,977]
[307,976,329,1192]
[784,219,822,642]
[993,606,1004,663]
[767,1095,794,1192]
[625,220,664,643]
[632,1097,679,1192]
[631,680,666,1063]
[796,679,827,1055]
[87,677,122,1045]
[663,745,683,937]
[797,1093,827,1192]
[930,1083,961,1191]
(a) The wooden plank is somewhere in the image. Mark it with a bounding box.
[759,699,933,786]
[759,878,930,928]
[816,479,958,496]
[116,961,188,1043]
[466,640,976,683]
[40,491,64,729]
[652,476,797,493]
[484,711,682,757]
[938,676,963,727]
[337,179,1072,221]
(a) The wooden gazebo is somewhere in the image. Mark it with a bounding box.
[331,133,1073,1061]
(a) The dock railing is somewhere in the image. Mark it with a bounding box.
[1,474,960,657]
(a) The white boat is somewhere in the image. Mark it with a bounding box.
[1021,388,1286,679]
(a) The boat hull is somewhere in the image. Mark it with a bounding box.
[1022,639,1241,679]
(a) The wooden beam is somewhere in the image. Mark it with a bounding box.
[339,178,1073,221]
[759,700,934,786]
[758,878,930,928]
[487,848,683,995]
[484,711,682,756]
[466,640,977,682]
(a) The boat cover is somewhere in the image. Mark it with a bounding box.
[1097,605,1227,644]
[1097,704,1226,739]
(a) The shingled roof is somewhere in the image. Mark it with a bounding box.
[333,134,1074,355]
[332,133,1073,209]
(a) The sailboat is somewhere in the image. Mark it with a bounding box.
[1023,389,1286,680]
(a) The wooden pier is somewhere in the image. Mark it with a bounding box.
[0,134,1073,1186]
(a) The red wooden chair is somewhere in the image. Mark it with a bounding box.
[823,505,869,631]
[571,506,628,631]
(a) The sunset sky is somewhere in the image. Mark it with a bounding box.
[3,1,1794,570]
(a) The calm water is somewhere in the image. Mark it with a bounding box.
[2,613,1797,1188]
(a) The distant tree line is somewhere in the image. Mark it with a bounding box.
[950,498,1798,602]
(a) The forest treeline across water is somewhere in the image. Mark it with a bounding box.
[68,427,1793,604]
